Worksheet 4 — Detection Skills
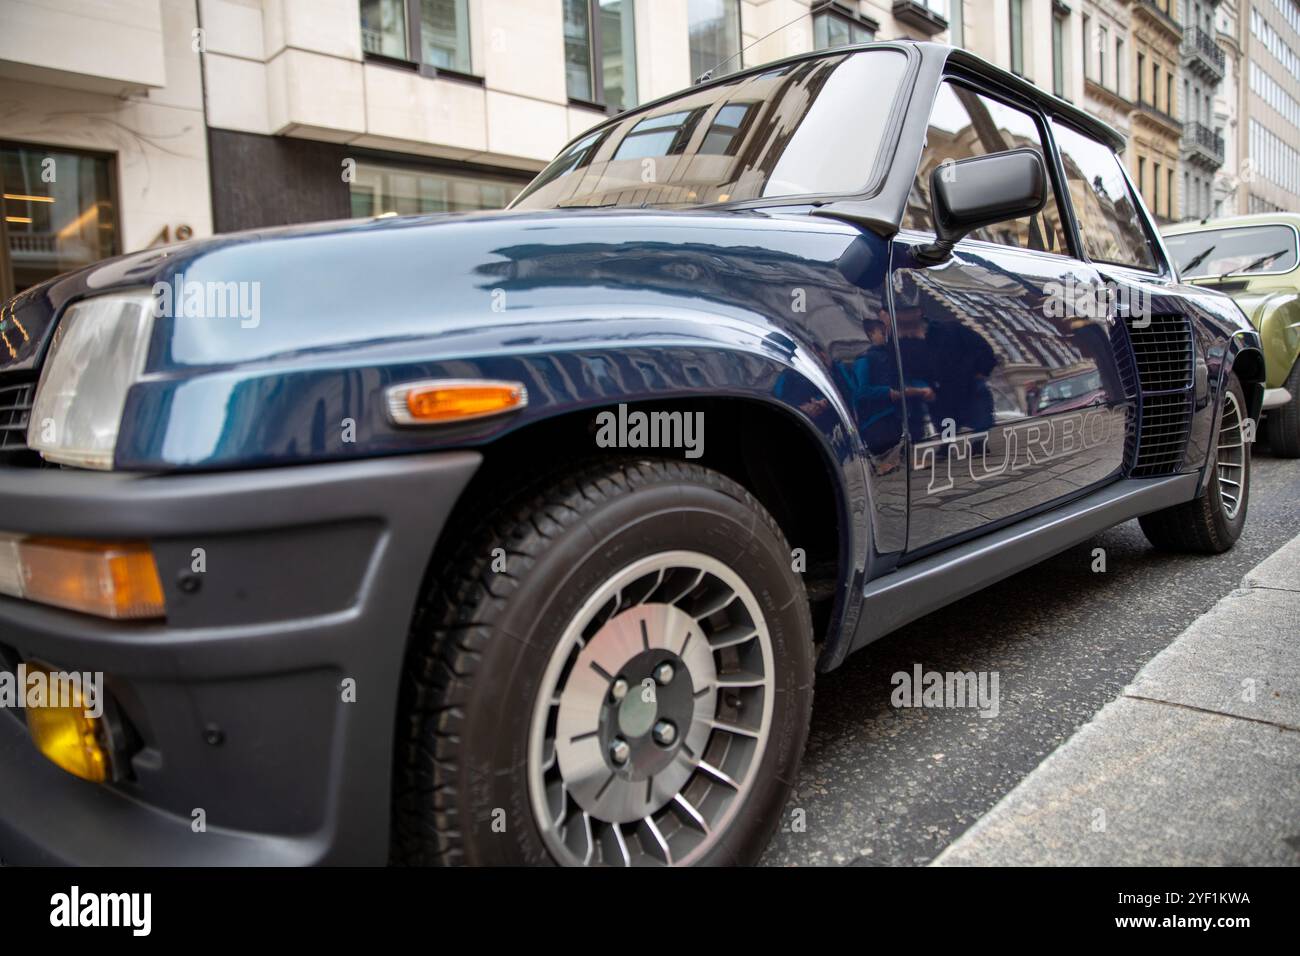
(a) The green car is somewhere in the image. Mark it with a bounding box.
[1164,214,1300,457]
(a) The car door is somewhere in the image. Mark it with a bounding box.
[889,77,1130,554]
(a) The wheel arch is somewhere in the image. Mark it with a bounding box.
[1224,336,1267,425]
[430,388,861,661]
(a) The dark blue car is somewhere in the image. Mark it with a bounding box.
[0,42,1264,867]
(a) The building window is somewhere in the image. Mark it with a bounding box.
[1154,160,1161,214]
[1081,14,1090,79]
[1168,168,1176,219]
[1,142,118,298]
[565,0,638,112]
[1053,12,1067,97]
[348,160,524,217]
[689,0,742,81]
[813,4,876,49]
[1009,0,1025,76]
[1098,25,1108,87]
[360,0,473,76]
[1137,50,1145,101]
[1115,38,1124,94]
[360,0,407,58]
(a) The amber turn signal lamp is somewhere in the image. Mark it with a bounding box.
[23,662,110,783]
[0,536,165,620]
[387,379,528,425]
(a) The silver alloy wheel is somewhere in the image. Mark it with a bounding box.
[1216,389,1247,520]
[527,551,775,866]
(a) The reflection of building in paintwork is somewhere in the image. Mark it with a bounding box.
[912,264,1090,419]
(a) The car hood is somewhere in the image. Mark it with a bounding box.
[1204,286,1295,330]
[1,205,828,377]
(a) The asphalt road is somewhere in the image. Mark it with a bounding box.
[760,442,1300,867]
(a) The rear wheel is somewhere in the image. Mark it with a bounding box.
[1264,356,1300,458]
[391,458,814,866]
[1139,374,1250,554]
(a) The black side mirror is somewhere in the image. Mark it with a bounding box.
[916,147,1049,264]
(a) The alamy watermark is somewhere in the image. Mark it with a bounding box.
[891,664,1000,719]
[0,664,103,718]
[1044,275,1153,325]
[50,886,151,936]
[151,273,261,329]
[595,404,704,459]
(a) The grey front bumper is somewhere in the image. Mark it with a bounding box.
[0,452,479,865]
[1262,387,1292,410]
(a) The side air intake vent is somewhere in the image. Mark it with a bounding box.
[1124,314,1194,477]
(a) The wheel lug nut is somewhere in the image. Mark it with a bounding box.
[610,738,630,765]
[652,720,677,746]
[611,678,629,701]
[654,663,675,685]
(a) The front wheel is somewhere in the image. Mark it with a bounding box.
[392,459,814,866]
[1139,373,1250,554]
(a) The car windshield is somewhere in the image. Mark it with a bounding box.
[1165,224,1299,279]
[509,49,908,211]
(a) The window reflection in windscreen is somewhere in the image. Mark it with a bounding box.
[510,49,907,211]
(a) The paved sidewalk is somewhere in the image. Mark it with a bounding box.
[934,533,1300,866]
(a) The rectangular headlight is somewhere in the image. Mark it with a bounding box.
[27,293,154,470]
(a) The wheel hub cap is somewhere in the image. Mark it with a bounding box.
[1216,390,1246,520]
[556,604,716,822]
[529,551,775,866]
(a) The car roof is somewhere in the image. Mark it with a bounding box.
[1162,212,1300,236]
[559,40,1127,158]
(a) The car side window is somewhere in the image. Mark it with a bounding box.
[903,80,1069,255]
[1050,121,1158,271]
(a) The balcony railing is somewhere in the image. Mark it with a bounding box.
[1183,25,1225,79]
[1183,121,1225,167]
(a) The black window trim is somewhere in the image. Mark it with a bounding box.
[360,0,483,85]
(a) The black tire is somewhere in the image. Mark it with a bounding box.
[1264,356,1300,458]
[391,458,815,866]
[1139,374,1250,554]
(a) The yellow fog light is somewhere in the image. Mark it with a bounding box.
[387,379,528,425]
[24,664,110,783]
[0,535,165,620]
